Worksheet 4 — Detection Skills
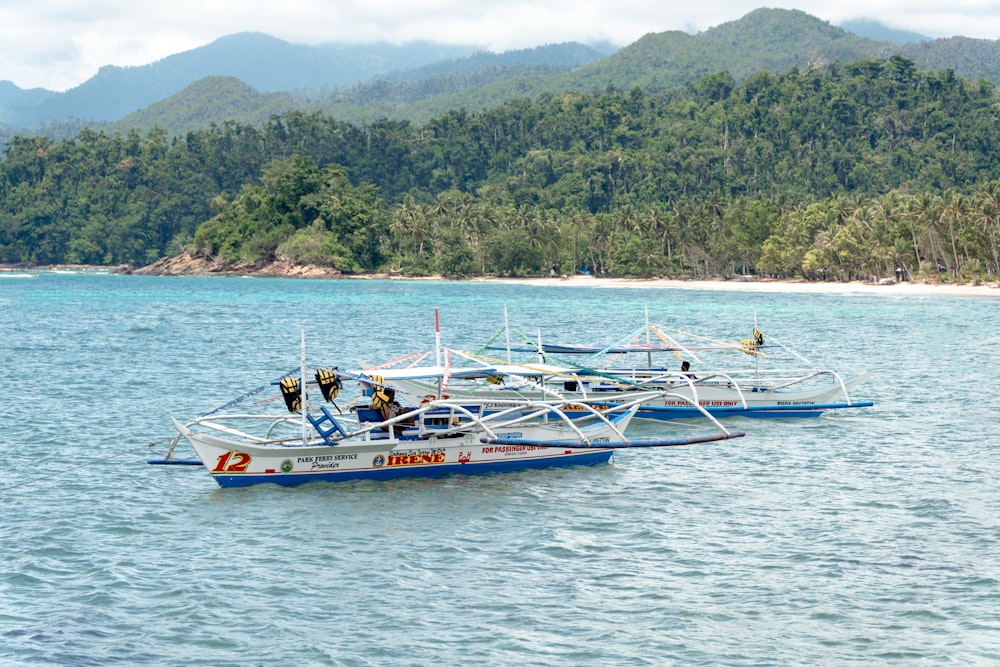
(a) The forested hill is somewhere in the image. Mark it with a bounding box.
[2,56,1000,284]
[582,9,1000,93]
[8,8,1000,142]
[109,9,1000,134]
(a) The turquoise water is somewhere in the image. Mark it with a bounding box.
[1,273,998,665]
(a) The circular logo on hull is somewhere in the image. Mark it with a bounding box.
[372,455,385,468]
[281,459,293,473]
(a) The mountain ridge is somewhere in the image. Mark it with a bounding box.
[2,9,999,138]
[0,34,489,128]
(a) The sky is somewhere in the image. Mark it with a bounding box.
[1,1,999,92]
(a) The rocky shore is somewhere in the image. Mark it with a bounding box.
[122,253,350,279]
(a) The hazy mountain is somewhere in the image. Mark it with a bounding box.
[111,42,613,132]
[838,19,931,44]
[896,37,1000,85]
[378,42,618,83]
[0,33,482,128]
[111,77,299,135]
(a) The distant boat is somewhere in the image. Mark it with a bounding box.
[378,310,873,420]
[48,268,111,275]
[384,358,873,420]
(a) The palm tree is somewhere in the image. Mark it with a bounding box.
[410,204,432,259]
[973,180,1000,276]
[389,194,417,256]
[864,193,901,277]
[904,192,941,276]
[589,216,614,275]
[644,204,671,257]
[565,210,593,273]
[669,200,695,270]
[938,189,970,276]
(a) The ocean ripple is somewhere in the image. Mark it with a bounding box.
[2,275,999,665]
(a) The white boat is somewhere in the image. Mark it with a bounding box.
[162,368,745,488]
[372,313,873,420]
[385,358,872,420]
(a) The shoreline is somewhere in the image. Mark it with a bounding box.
[470,274,1000,297]
[4,263,998,297]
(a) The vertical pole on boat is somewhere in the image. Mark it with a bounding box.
[537,329,545,364]
[300,329,308,446]
[753,310,760,378]
[504,304,512,363]
[433,309,443,397]
[435,309,441,367]
[645,304,652,369]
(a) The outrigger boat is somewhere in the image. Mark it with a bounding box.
[375,311,873,420]
[372,354,872,420]
[159,358,746,488]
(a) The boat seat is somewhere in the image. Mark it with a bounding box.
[422,408,459,429]
[355,407,383,423]
[355,406,431,439]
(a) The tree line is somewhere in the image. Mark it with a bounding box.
[2,55,1000,281]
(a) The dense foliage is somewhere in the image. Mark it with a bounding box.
[3,56,1000,281]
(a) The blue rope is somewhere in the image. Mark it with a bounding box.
[201,366,301,416]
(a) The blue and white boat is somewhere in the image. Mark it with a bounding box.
[372,354,872,420]
[375,311,873,420]
[165,365,745,488]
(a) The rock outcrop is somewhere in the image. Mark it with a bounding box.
[124,253,347,278]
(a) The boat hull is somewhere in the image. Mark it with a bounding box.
[176,422,614,488]
[637,373,869,414]
[211,449,613,488]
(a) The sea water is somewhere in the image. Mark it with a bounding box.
[1,273,998,666]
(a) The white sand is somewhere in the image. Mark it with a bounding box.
[9,263,996,297]
[470,275,1000,298]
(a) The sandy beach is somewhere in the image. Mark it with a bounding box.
[5,261,999,297]
[471,275,1000,298]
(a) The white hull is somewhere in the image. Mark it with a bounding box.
[176,420,615,488]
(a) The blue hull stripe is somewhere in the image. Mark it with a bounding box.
[638,400,874,420]
[212,450,613,488]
